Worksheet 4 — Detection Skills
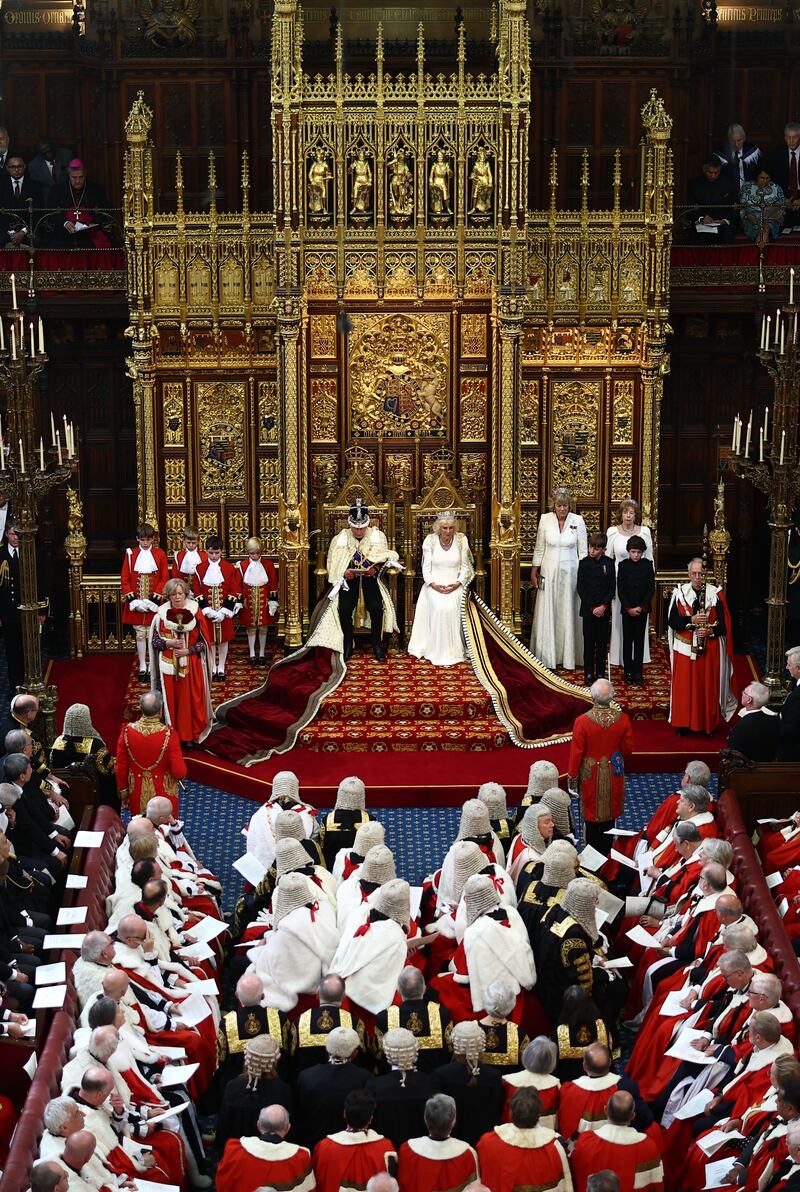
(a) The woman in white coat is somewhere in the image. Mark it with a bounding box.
[529,488,587,670]
[605,497,654,669]
[408,512,474,666]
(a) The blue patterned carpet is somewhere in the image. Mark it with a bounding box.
[179,772,717,912]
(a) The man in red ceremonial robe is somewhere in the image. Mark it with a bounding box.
[567,678,634,850]
[476,1087,571,1192]
[53,159,112,247]
[215,1105,315,1192]
[116,692,187,816]
[312,1089,396,1192]
[668,557,737,734]
[571,1091,664,1192]
[195,535,241,682]
[398,1092,478,1192]
[171,526,208,596]
[236,536,279,665]
[150,578,213,748]
[121,523,170,681]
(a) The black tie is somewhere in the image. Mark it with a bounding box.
[13,182,19,199]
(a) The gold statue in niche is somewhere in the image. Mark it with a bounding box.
[308,148,332,224]
[388,148,414,226]
[350,150,373,222]
[429,150,453,224]
[349,312,448,438]
[469,147,493,223]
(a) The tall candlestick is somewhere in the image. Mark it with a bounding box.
[38,318,44,355]
[70,423,76,457]
[731,417,737,452]
[744,412,753,458]
[10,324,16,361]
[764,407,769,441]
[62,415,69,456]
[0,318,4,352]
[29,322,35,357]
[10,274,16,310]
[775,309,781,345]
[781,430,786,466]
[795,312,798,344]
[18,439,24,473]
[791,268,795,307]
[781,323,786,355]
[50,412,56,446]
[761,316,767,350]
[766,315,771,351]
[735,416,742,455]
[56,431,62,465]
[760,426,764,462]
[39,437,44,471]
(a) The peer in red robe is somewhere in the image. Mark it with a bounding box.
[150,582,213,747]
[397,1135,479,1191]
[313,1128,396,1192]
[668,569,737,733]
[476,1121,571,1192]
[571,1118,664,1192]
[215,1135,315,1192]
[567,693,634,849]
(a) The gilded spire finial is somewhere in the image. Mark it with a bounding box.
[640,89,673,141]
[125,90,153,143]
[208,150,218,214]
[612,149,621,211]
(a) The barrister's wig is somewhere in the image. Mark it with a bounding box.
[275,838,312,877]
[518,803,552,853]
[541,841,579,890]
[269,770,301,803]
[540,787,573,837]
[326,1026,360,1062]
[353,820,385,857]
[335,775,366,810]
[272,872,311,926]
[457,799,492,841]
[463,873,501,927]
[274,810,305,842]
[373,878,411,929]
[360,845,396,886]
[451,1020,486,1077]
[244,1034,280,1089]
[444,841,486,906]
[563,877,601,942]
[477,782,508,820]
[525,760,560,801]
[381,1027,419,1085]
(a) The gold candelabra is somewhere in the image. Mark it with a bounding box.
[726,273,800,703]
[0,277,79,742]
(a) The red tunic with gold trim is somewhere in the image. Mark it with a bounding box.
[151,599,213,744]
[172,548,209,596]
[567,704,634,823]
[115,714,187,816]
[476,1123,571,1192]
[313,1129,396,1192]
[121,546,169,626]
[571,1123,664,1192]
[397,1136,478,1192]
[195,558,241,644]
[668,581,737,734]
[236,556,279,627]
[215,1137,315,1192]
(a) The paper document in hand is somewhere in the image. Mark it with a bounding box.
[624,923,661,949]
[674,1088,715,1120]
[32,984,68,1009]
[610,847,638,870]
[578,844,608,872]
[603,956,634,970]
[35,962,66,985]
[132,1180,181,1192]
[159,1062,200,1088]
[176,992,213,1026]
[704,1158,736,1188]
[665,1027,717,1064]
[659,989,691,1017]
[409,886,423,921]
[232,852,268,887]
[604,828,638,837]
[597,888,625,920]
[178,941,215,962]
[184,977,219,996]
[23,1050,38,1078]
[697,1128,743,1157]
[145,1102,190,1126]
[56,906,88,926]
[766,871,783,889]
[156,1046,187,1060]
[638,850,656,894]
[189,916,228,944]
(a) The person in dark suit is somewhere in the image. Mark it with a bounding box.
[769,123,800,229]
[790,520,800,649]
[27,139,72,199]
[0,128,9,174]
[776,647,800,762]
[714,122,762,188]
[373,967,453,1075]
[294,1027,370,1150]
[727,681,780,763]
[0,157,43,249]
[617,535,656,686]
[0,524,24,695]
[51,160,112,247]
[434,1020,504,1146]
[687,158,738,242]
[366,1029,441,1149]
[576,531,616,687]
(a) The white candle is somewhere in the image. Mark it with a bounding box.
[68,423,75,457]
[50,412,56,446]
[56,431,62,465]
[781,430,786,466]
[775,309,781,345]
[759,426,764,462]
[1,438,5,470]
[764,407,769,441]
[0,318,4,352]
[10,324,16,360]
[761,317,766,350]
[731,417,737,452]
[766,315,772,350]
[745,412,752,458]
[18,439,24,473]
[795,312,798,344]
[38,318,44,354]
[62,415,69,455]
[734,416,741,454]
[10,274,16,310]
[791,268,795,307]
[29,323,34,357]
[39,437,44,471]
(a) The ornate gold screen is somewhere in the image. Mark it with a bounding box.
[122,0,672,644]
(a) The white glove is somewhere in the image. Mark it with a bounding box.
[232,602,243,616]
[202,607,221,621]
[268,600,279,616]
[129,599,147,613]
[144,599,160,613]
[219,607,234,619]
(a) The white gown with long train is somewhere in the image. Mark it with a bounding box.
[408,533,474,667]
[529,512,588,670]
[605,523,654,667]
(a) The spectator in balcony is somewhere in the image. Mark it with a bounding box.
[52,160,112,248]
[0,129,9,173]
[714,123,762,189]
[739,168,785,246]
[686,157,737,243]
[0,157,43,249]
[28,139,71,198]
[768,122,800,229]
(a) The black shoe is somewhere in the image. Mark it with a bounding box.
[373,646,387,663]
[257,656,267,666]
[675,727,689,737]
[344,642,355,662]
[249,655,258,666]
[218,672,226,682]
[584,674,594,687]
[212,672,223,683]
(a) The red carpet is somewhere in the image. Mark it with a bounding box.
[46,654,137,745]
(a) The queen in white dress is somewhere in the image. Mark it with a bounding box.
[605,497,654,668]
[408,513,475,667]
[529,488,588,670]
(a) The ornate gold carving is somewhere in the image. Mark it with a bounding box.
[187,255,211,308]
[460,377,487,442]
[587,254,610,307]
[461,314,487,359]
[464,253,497,297]
[385,254,417,297]
[260,510,280,556]
[310,316,337,360]
[310,378,339,442]
[163,383,184,446]
[219,255,244,307]
[259,456,280,502]
[196,381,247,500]
[344,254,378,296]
[228,511,250,558]
[311,455,339,500]
[613,381,635,446]
[555,252,579,307]
[138,0,199,46]
[165,511,184,552]
[349,313,449,439]
[619,253,643,306]
[155,257,179,308]
[163,457,186,505]
[460,453,487,497]
[611,456,634,504]
[196,510,218,541]
[258,381,279,445]
[305,253,337,297]
[551,380,601,500]
[385,453,413,493]
[521,509,538,558]
[521,380,539,446]
[520,455,539,502]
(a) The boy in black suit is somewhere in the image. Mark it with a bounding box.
[617,534,655,686]
[576,531,616,687]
